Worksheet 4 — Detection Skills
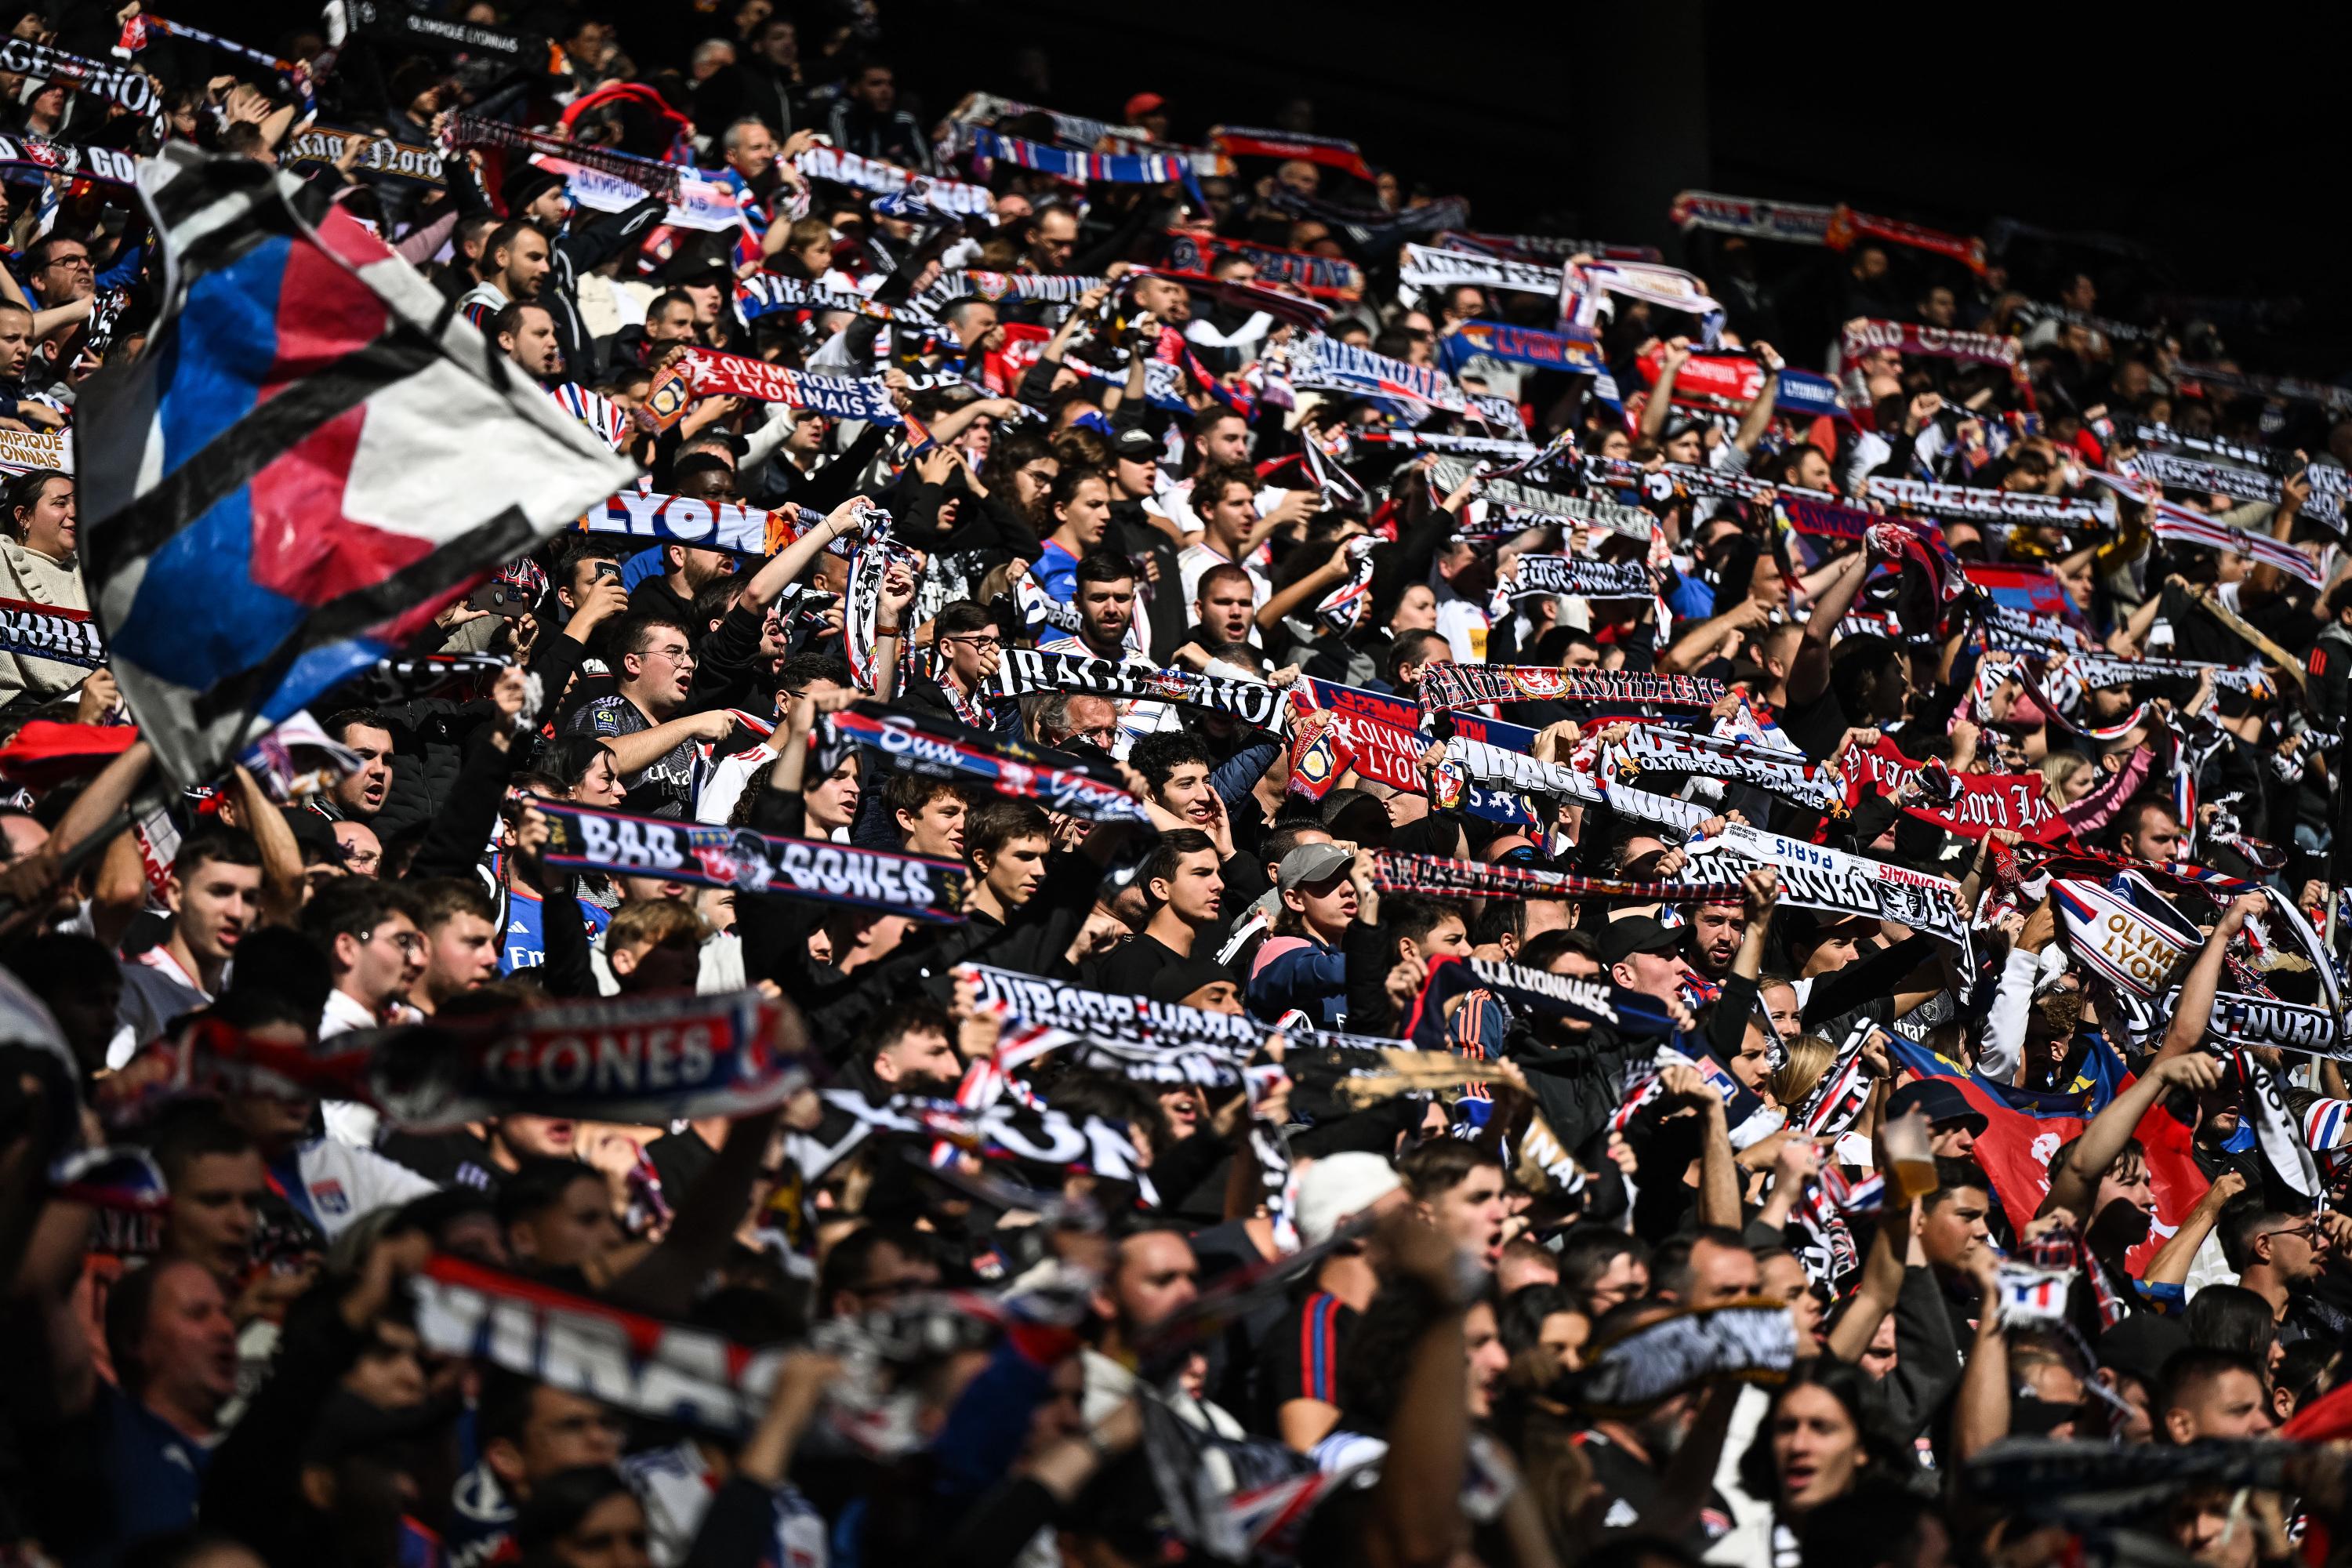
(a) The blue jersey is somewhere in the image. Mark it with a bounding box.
[499,884,612,975]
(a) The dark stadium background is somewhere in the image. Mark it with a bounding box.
[188,0,2352,371]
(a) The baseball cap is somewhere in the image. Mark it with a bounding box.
[1123,92,1166,122]
[1112,426,1158,462]
[1295,1151,1402,1247]
[1276,841,1352,892]
[1597,915,1680,965]
[1886,1078,1988,1135]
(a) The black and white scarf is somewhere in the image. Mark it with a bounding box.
[1503,554,1656,601]
[0,35,160,118]
[1679,821,1968,946]
[1601,726,1846,815]
[993,646,1284,730]
[1422,662,1723,715]
[1865,477,2109,528]
[1560,1301,1796,1418]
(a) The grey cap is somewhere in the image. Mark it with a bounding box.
[1276,840,1354,892]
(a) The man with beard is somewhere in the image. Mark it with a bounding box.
[1082,1225,1243,1435]
[2218,1191,2352,1347]
[851,1000,961,1098]
[1686,896,1744,982]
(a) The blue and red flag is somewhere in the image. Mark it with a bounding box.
[78,146,633,785]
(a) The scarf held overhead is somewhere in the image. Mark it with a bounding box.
[533,800,969,920]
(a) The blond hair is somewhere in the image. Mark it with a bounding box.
[1769,1033,1837,1110]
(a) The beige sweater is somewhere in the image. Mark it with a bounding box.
[0,536,89,709]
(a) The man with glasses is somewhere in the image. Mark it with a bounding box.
[904,600,1015,736]
[25,233,95,309]
[2219,1192,2352,1346]
[564,613,736,819]
[306,877,428,1040]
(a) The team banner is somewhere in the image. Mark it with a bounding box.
[1680,822,1966,946]
[823,702,1151,824]
[533,799,969,920]
[2177,362,2352,418]
[443,114,681,199]
[2053,877,2196,1000]
[794,146,992,212]
[1421,662,1724,715]
[1287,681,1428,798]
[1842,736,2070,843]
[539,155,737,231]
[2089,474,2326,589]
[964,126,1195,187]
[0,424,72,477]
[0,597,103,668]
[1559,1301,1796,1419]
[2216,994,2349,1057]
[1866,477,2109,527]
[1439,320,1608,379]
[1667,191,1836,244]
[1373,851,1742,906]
[354,989,797,1127]
[0,132,137,187]
[920,270,1110,309]
[787,1088,1157,1198]
[2130,421,2351,512]
[1839,318,2019,368]
[284,127,443,185]
[169,987,800,1127]
[0,36,160,118]
[1824,205,1987,275]
[332,0,535,60]
[673,349,902,423]
[1635,347,1849,424]
[1290,333,1467,413]
[1434,735,1711,834]
[992,647,1284,729]
[2124,451,2288,510]
[1429,456,1653,539]
[412,1255,793,1432]
[1163,232,1362,298]
[965,962,1410,1082]
[1603,726,1847,814]
[583,489,807,556]
[1398,242,1559,295]
[1505,555,1657,601]
[739,274,931,325]
[1407,953,1677,1046]
[1581,452,1784,508]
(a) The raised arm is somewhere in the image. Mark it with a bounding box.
[2158,895,2265,1061]
[2041,1052,2219,1219]
[1730,343,1782,454]
[1787,550,1871,706]
[1639,338,1690,443]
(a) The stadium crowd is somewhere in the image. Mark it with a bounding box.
[0,3,2347,1568]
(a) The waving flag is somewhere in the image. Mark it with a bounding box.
[78,146,633,785]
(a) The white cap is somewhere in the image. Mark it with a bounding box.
[1294,1151,1404,1247]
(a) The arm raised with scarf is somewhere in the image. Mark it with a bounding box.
[1637,338,1691,444]
[2156,895,2266,1062]
[2041,1052,2223,1220]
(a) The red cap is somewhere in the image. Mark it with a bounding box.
[1123,92,1165,123]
